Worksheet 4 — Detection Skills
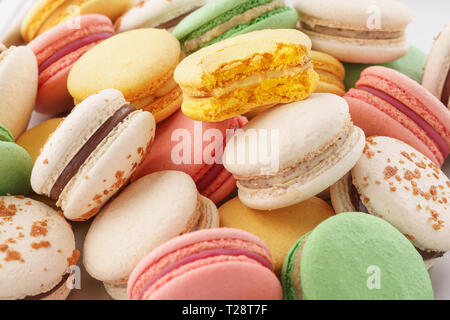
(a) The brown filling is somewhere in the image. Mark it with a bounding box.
[22,273,71,300]
[50,105,135,200]
[348,174,445,261]
[300,21,404,40]
[441,69,450,106]
[156,8,200,29]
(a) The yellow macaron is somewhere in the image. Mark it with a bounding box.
[219,196,335,275]
[311,50,346,96]
[174,29,319,122]
[20,0,134,42]
[68,28,182,123]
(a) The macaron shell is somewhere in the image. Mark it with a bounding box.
[0,46,38,138]
[0,142,33,196]
[300,212,433,300]
[219,196,335,274]
[145,260,282,300]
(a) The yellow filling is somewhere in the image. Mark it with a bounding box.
[182,67,319,122]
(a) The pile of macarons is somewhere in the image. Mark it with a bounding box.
[0,0,449,301]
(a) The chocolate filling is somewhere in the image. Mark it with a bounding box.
[156,8,200,29]
[348,175,446,261]
[50,105,135,200]
[22,273,71,300]
[441,69,450,106]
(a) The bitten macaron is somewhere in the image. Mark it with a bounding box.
[0,44,38,138]
[331,136,450,268]
[174,29,319,122]
[282,212,433,300]
[223,93,365,210]
[84,171,219,300]
[293,0,413,63]
[31,89,156,221]
[28,14,114,115]
[345,66,450,166]
[132,109,247,204]
[68,28,182,123]
[20,0,133,42]
[219,196,335,274]
[127,228,282,300]
[0,196,78,300]
[115,0,208,33]
[0,125,33,196]
[422,23,450,108]
[173,0,299,55]
[311,50,345,96]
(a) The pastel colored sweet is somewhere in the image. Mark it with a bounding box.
[219,196,335,274]
[311,50,345,96]
[223,93,365,210]
[28,14,114,115]
[293,0,413,63]
[127,228,282,300]
[345,66,450,166]
[68,28,182,123]
[331,136,450,267]
[17,118,64,163]
[173,0,299,55]
[344,46,427,90]
[0,45,38,138]
[422,23,450,108]
[0,196,77,300]
[84,171,219,300]
[282,212,433,300]
[31,89,156,221]
[115,0,208,33]
[174,29,319,122]
[20,0,133,42]
[0,125,33,196]
[131,110,247,204]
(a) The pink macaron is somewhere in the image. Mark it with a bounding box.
[28,14,114,115]
[132,109,248,204]
[127,228,282,300]
[345,66,450,167]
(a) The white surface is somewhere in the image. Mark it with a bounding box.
[0,0,449,300]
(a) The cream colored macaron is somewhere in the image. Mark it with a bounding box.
[83,171,219,300]
[0,196,77,300]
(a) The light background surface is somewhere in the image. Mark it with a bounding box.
[0,0,449,300]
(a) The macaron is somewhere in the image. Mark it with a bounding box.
[173,0,299,55]
[115,0,208,33]
[0,44,38,139]
[83,171,219,300]
[219,196,335,274]
[174,29,319,122]
[330,136,450,268]
[20,0,133,42]
[68,28,182,123]
[223,93,365,210]
[0,125,33,196]
[293,0,413,63]
[28,14,114,115]
[422,23,450,109]
[344,66,450,167]
[311,50,345,96]
[344,46,428,90]
[127,228,282,300]
[0,196,77,300]
[17,118,64,163]
[282,212,434,300]
[131,109,247,204]
[31,89,156,221]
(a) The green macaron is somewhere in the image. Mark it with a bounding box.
[344,46,427,90]
[282,212,434,300]
[173,0,299,54]
[0,124,33,196]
